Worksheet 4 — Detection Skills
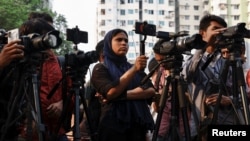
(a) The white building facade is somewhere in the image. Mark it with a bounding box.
[96,0,250,67]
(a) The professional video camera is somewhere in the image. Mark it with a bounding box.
[67,26,88,44]
[66,50,98,71]
[134,22,206,55]
[21,30,62,53]
[159,32,206,55]
[216,22,250,48]
[0,29,62,53]
[65,25,97,69]
[134,21,156,36]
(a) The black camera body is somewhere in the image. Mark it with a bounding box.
[66,26,88,44]
[216,22,248,50]
[159,33,206,55]
[20,30,62,53]
[0,29,8,49]
[135,21,156,36]
[0,29,62,53]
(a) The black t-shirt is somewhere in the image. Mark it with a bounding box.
[91,63,154,132]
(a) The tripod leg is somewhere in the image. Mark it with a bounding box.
[152,76,171,141]
[237,61,250,124]
[73,88,81,141]
[177,76,191,141]
[32,73,46,141]
[79,89,98,141]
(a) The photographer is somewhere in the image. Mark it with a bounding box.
[2,18,71,141]
[182,14,236,141]
[91,28,155,141]
[150,39,191,141]
[0,40,24,141]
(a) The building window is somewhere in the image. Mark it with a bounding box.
[184,15,190,20]
[194,5,199,10]
[148,42,154,47]
[120,9,126,15]
[101,9,105,15]
[128,20,134,25]
[128,42,135,47]
[120,20,126,26]
[169,21,174,27]
[128,31,134,36]
[148,20,154,24]
[100,31,105,37]
[159,10,165,15]
[100,20,105,26]
[169,0,174,6]
[234,4,239,9]
[184,4,189,10]
[128,9,134,14]
[120,0,125,4]
[128,0,134,3]
[148,10,154,15]
[127,52,135,58]
[148,0,153,4]
[234,15,240,20]
[159,21,165,26]
[158,0,164,4]
[194,15,199,20]
[194,25,199,30]
[100,0,105,4]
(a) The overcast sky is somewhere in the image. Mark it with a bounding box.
[52,0,97,52]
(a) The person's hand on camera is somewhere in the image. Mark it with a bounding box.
[206,28,227,47]
[133,55,148,71]
[0,40,24,69]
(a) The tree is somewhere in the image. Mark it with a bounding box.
[0,0,42,30]
[0,0,73,55]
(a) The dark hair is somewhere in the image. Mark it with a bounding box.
[148,58,158,72]
[19,18,55,36]
[28,12,53,24]
[199,14,227,30]
[95,39,104,58]
[153,39,168,55]
[109,28,128,43]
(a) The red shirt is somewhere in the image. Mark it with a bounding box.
[39,50,65,136]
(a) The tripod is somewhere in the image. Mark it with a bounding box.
[208,43,250,125]
[52,50,97,141]
[151,54,191,141]
[0,53,46,141]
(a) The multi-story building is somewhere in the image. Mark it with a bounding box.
[97,0,205,63]
[96,0,250,68]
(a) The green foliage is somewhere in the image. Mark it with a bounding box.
[0,0,73,55]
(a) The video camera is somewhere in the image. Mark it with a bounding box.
[216,22,250,48]
[0,29,62,53]
[66,50,98,70]
[65,26,97,72]
[66,26,88,44]
[159,32,206,55]
[134,22,206,55]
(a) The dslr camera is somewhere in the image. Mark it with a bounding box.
[0,28,62,53]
